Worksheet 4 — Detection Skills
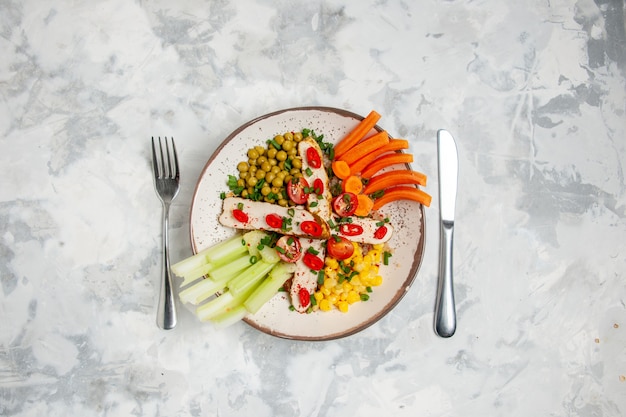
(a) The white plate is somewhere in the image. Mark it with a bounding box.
[189,107,426,340]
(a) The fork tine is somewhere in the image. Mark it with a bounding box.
[170,137,179,180]
[151,137,160,179]
[158,136,167,179]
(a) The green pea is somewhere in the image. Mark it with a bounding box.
[247,177,258,187]
[261,186,271,196]
[272,177,283,187]
[267,148,277,159]
[274,135,285,145]
[261,161,271,172]
[282,140,294,152]
[294,132,303,142]
[237,161,249,172]
[276,150,287,161]
[255,169,266,180]
[291,158,302,169]
[247,149,259,159]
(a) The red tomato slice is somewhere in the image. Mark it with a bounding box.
[313,178,324,195]
[332,192,358,216]
[287,177,310,205]
[306,147,322,169]
[374,225,388,239]
[232,209,248,223]
[298,287,310,307]
[300,220,322,237]
[265,213,283,229]
[338,223,363,236]
[327,236,354,260]
[303,252,324,271]
[275,236,302,263]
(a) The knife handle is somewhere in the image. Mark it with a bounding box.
[435,220,456,337]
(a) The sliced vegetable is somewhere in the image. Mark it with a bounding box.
[303,252,324,271]
[275,235,302,263]
[228,259,275,297]
[363,169,427,194]
[286,176,310,204]
[300,220,323,237]
[298,287,311,308]
[332,192,358,217]
[374,226,388,240]
[326,236,354,260]
[306,146,322,168]
[333,110,381,159]
[338,130,389,166]
[313,178,325,194]
[371,185,432,210]
[265,213,283,229]
[342,175,363,194]
[360,153,414,179]
[338,223,364,236]
[332,160,351,180]
[349,139,409,175]
[244,262,297,314]
[354,194,374,217]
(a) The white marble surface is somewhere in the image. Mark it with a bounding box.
[1,0,625,416]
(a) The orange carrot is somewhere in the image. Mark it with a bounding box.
[333,110,381,160]
[342,175,363,194]
[354,194,374,216]
[349,139,409,175]
[332,160,351,180]
[338,131,389,166]
[363,170,427,195]
[360,153,413,179]
[372,186,432,210]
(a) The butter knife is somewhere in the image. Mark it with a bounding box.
[434,129,458,338]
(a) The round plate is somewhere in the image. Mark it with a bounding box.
[189,107,426,340]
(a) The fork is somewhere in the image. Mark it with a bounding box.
[151,136,180,330]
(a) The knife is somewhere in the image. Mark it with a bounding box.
[434,129,458,338]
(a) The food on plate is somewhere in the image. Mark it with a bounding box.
[174,112,430,328]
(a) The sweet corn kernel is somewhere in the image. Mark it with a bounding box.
[337,301,349,313]
[371,275,383,286]
[314,291,324,302]
[319,299,332,311]
[347,290,360,304]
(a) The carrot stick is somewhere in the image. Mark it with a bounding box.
[338,131,389,166]
[349,139,409,175]
[333,110,381,160]
[354,194,374,216]
[342,175,363,194]
[332,160,351,180]
[363,170,427,195]
[360,153,413,179]
[372,186,432,210]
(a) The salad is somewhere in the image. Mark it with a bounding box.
[172,110,431,328]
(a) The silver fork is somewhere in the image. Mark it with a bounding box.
[151,136,180,330]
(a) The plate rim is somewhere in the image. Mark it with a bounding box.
[188,106,426,341]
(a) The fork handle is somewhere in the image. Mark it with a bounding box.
[157,203,177,330]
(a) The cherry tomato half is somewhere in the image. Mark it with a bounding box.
[326,235,354,260]
[287,177,310,205]
[265,213,283,229]
[232,209,248,223]
[374,225,388,240]
[313,178,324,195]
[275,235,302,263]
[306,147,322,169]
[298,287,310,307]
[339,223,363,236]
[300,220,323,237]
[303,252,324,271]
[332,192,358,217]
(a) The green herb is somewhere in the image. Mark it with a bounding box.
[360,293,370,301]
[371,190,385,199]
[307,247,319,255]
[305,167,313,177]
[249,255,258,265]
[383,251,392,265]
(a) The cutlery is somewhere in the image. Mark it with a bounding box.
[434,129,458,338]
[151,136,180,330]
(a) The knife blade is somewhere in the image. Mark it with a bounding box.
[434,129,458,337]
